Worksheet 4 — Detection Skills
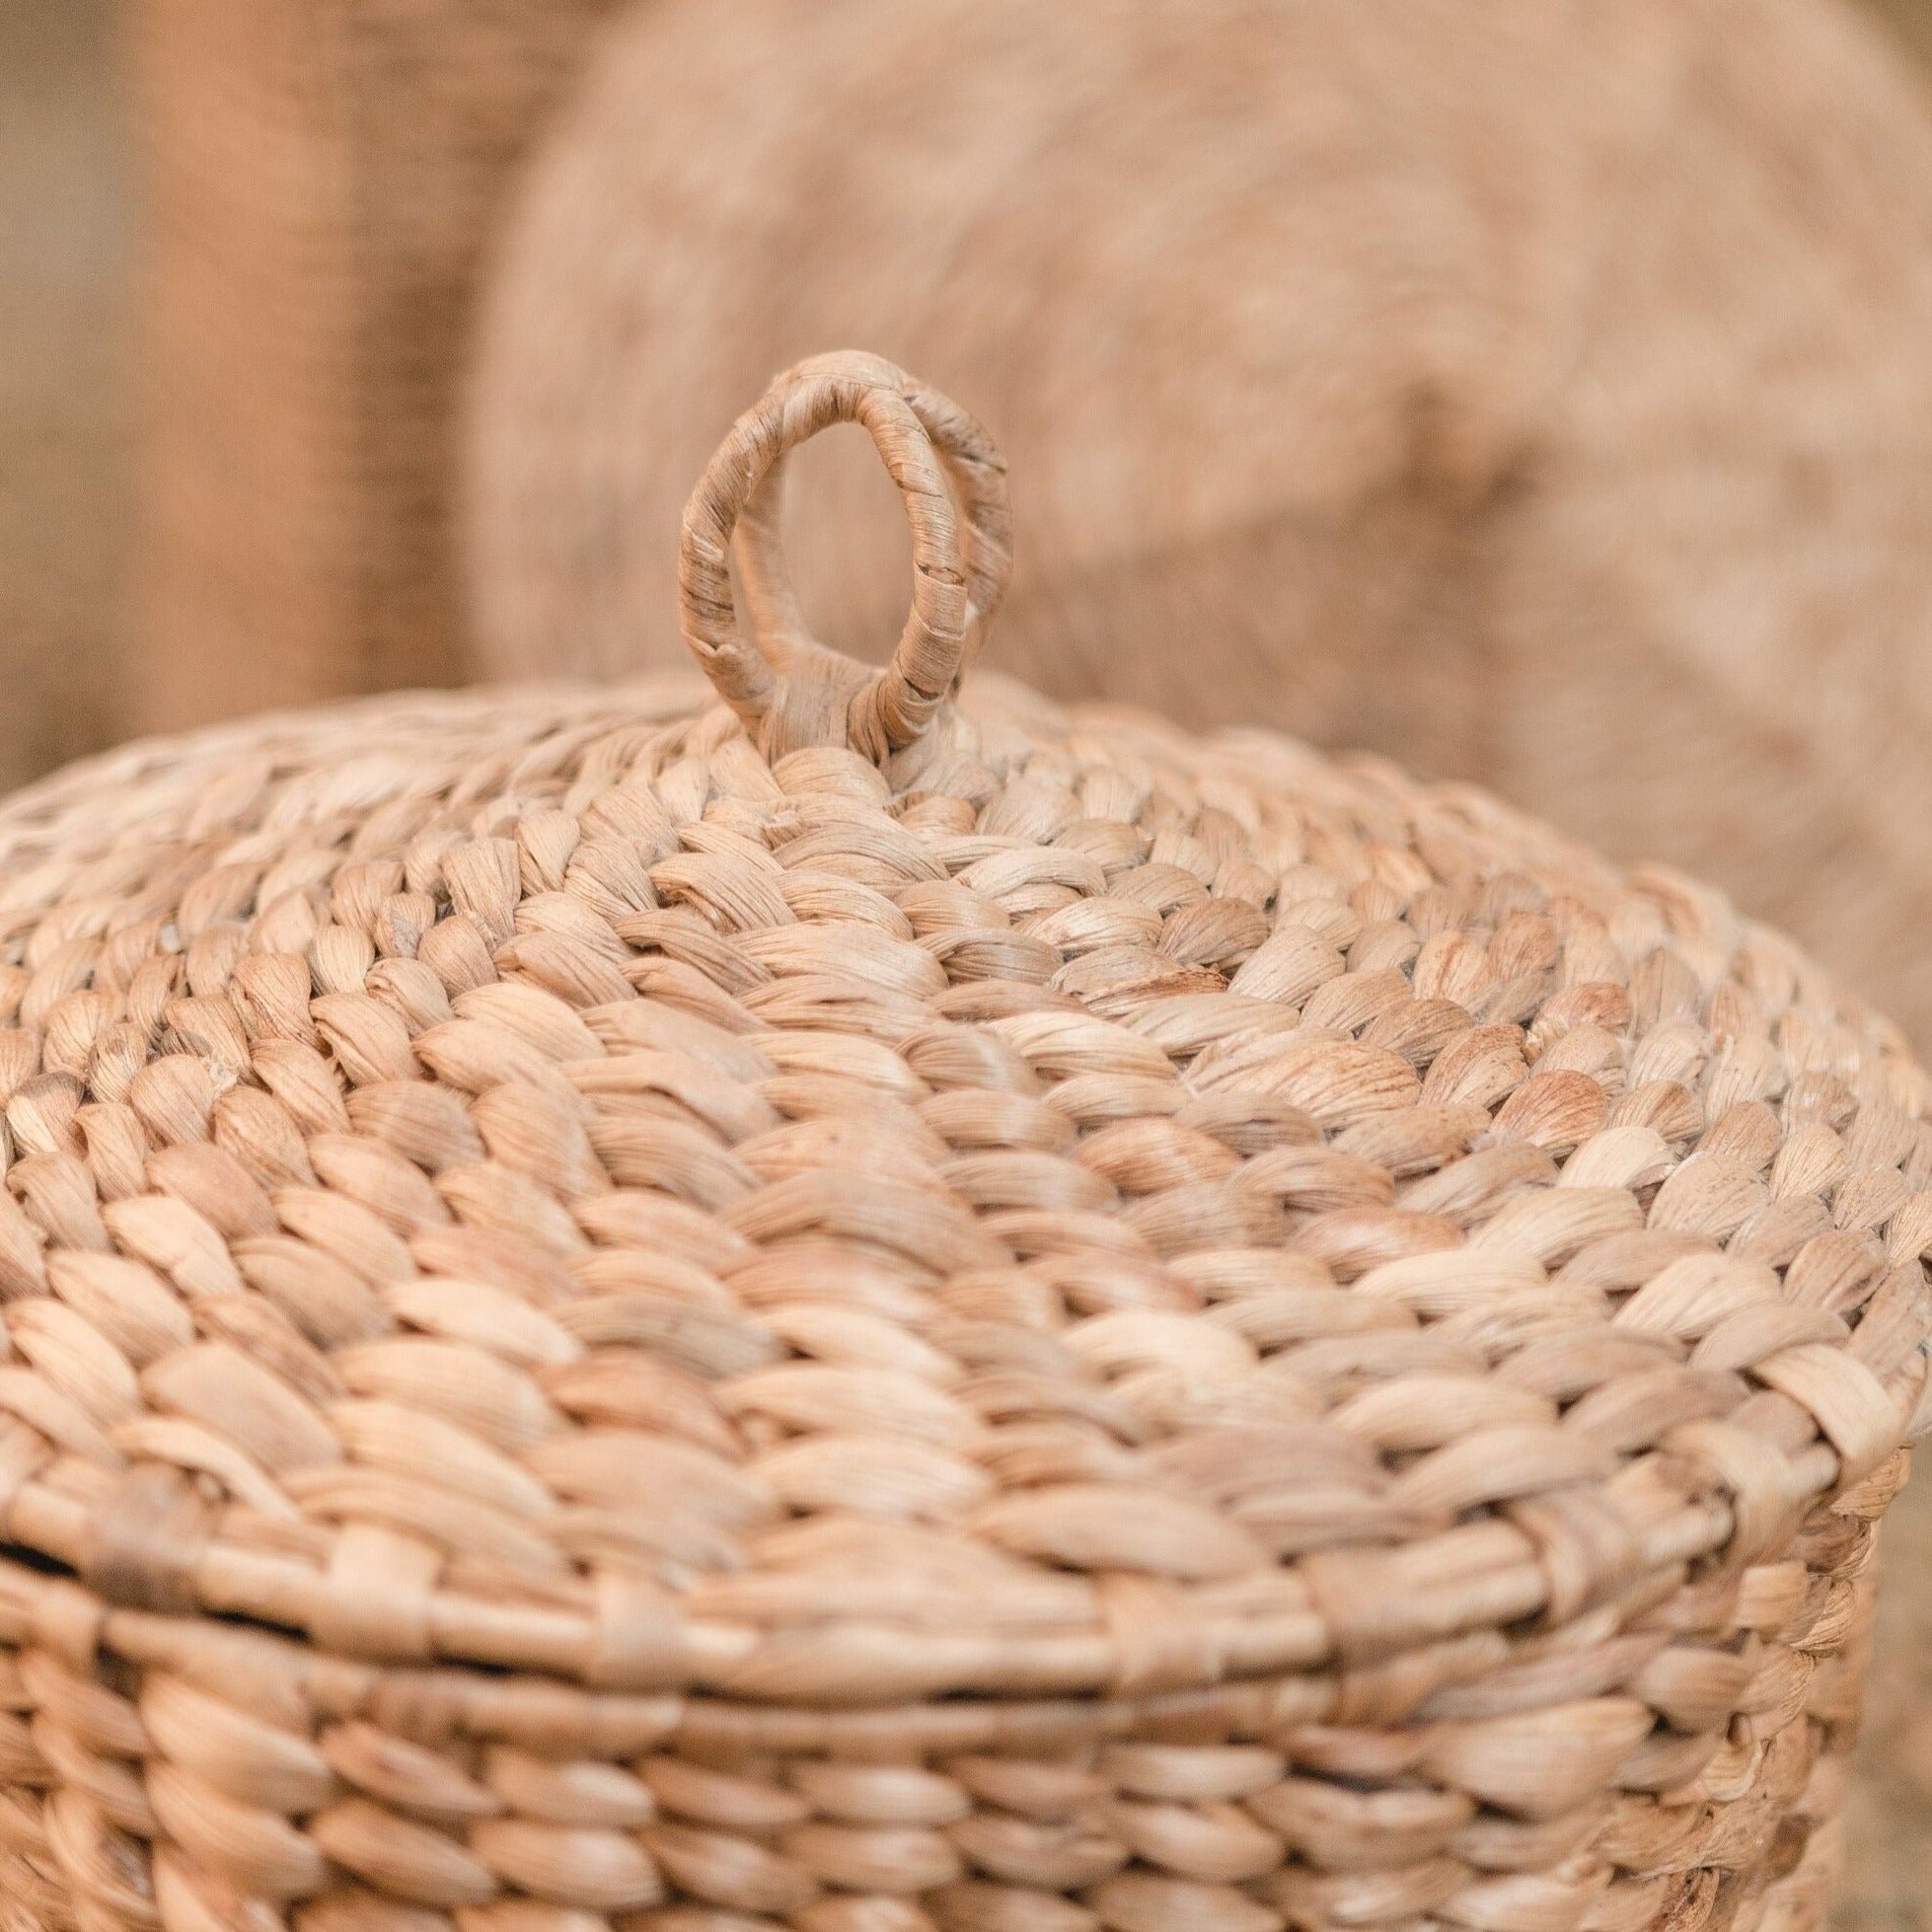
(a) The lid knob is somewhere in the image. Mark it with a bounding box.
[679,351,1011,762]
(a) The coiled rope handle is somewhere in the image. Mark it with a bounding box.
[679,351,1012,762]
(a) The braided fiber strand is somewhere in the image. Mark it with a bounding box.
[680,353,1010,762]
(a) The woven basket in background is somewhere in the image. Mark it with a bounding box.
[130,0,626,731]
[0,352,1926,1931]
[464,0,1932,1051]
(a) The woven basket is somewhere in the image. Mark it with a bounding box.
[463,0,1932,1049]
[3,352,1928,1932]
[130,0,627,733]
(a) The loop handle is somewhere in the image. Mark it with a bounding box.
[679,351,1011,761]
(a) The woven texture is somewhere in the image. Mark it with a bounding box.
[465,0,1932,1048]
[2,354,1929,1932]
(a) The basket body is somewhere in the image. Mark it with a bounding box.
[0,675,1923,1932]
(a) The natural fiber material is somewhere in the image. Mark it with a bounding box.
[465,0,1932,1048]
[2,352,1928,1931]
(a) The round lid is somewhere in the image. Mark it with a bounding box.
[0,354,1925,1715]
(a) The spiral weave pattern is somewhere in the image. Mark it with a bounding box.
[0,656,1919,1931]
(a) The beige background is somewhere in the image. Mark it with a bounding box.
[0,2,126,792]
[3,2,1932,1922]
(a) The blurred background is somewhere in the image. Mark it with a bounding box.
[6,1,1932,1921]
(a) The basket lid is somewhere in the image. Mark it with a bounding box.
[0,353,1925,1716]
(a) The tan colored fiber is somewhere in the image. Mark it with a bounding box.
[1,353,1927,1929]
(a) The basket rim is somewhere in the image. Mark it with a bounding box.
[0,1426,1869,1706]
